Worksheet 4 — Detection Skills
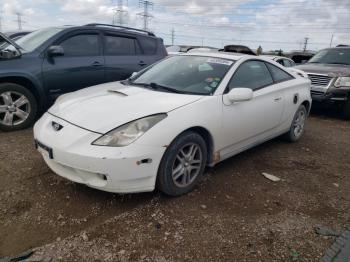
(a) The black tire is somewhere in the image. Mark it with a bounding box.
[283,105,307,142]
[0,83,38,132]
[157,131,207,196]
[342,101,350,120]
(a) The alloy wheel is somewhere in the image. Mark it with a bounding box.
[0,91,31,126]
[172,143,203,188]
[293,109,306,138]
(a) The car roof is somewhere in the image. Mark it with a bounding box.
[181,51,253,60]
[260,55,291,60]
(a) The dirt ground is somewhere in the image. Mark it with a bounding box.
[0,107,349,261]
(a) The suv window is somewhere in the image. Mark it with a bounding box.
[266,63,293,83]
[60,34,99,56]
[139,37,157,54]
[228,60,273,91]
[104,35,136,55]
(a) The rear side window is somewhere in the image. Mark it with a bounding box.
[104,35,136,55]
[266,63,294,83]
[228,60,273,91]
[139,37,157,54]
[60,34,99,56]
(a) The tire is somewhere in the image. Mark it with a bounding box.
[283,105,307,142]
[342,101,350,120]
[157,131,207,196]
[0,83,38,131]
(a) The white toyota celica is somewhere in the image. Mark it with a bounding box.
[34,52,311,196]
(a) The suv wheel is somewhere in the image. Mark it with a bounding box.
[157,131,207,196]
[0,83,37,131]
[342,101,350,120]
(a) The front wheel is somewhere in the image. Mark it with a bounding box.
[157,131,207,196]
[0,83,38,131]
[283,105,307,142]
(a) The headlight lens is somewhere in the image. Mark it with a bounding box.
[92,114,167,147]
[334,77,350,87]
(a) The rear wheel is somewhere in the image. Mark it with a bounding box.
[157,131,207,196]
[283,105,307,142]
[0,83,37,131]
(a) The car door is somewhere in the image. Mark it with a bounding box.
[103,33,146,82]
[42,31,105,97]
[221,60,285,156]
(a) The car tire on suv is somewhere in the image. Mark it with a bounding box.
[157,131,207,196]
[0,83,38,132]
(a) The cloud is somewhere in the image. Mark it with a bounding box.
[1,0,349,51]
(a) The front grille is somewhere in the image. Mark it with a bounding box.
[311,90,325,96]
[308,74,332,87]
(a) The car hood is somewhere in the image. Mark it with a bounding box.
[295,63,350,77]
[48,81,203,134]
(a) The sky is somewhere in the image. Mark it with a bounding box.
[1,0,350,52]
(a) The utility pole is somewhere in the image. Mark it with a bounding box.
[303,37,309,52]
[15,12,25,31]
[329,34,334,48]
[112,0,127,25]
[0,10,3,32]
[171,28,175,45]
[138,0,153,31]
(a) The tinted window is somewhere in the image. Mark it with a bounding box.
[228,60,273,91]
[309,48,350,65]
[266,63,293,83]
[60,34,99,56]
[276,59,284,66]
[139,37,157,54]
[283,59,292,67]
[104,35,136,55]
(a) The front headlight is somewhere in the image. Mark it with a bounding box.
[92,114,167,147]
[334,77,350,87]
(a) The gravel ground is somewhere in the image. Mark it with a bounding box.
[0,108,349,261]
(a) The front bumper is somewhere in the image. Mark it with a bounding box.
[311,87,349,103]
[33,113,166,193]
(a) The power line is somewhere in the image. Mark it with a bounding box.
[112,0,128,25]
[303,37,309,51]
[15,12,25,31]
[138,0,153,31]
[171,28,175,45]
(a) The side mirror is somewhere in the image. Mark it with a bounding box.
[131,72,138,78]
[224,88,253,104]
[47,45,64,57]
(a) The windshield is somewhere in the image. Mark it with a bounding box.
[132,55,234,95]
[308,49,350,65]
[2,27,64,53]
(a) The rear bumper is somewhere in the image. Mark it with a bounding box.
[33,113,166,193]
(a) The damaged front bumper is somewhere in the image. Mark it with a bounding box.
[33,113,166,193]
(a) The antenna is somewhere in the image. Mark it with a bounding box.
[137,0,153,31]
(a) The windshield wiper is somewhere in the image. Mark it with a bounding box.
[149,82,183,93]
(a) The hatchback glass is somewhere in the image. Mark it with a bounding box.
[132,55,234,95]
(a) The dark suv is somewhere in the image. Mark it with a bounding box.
[0,24,167,131]
[295,46,350,118]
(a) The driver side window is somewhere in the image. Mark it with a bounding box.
[228,60,273,91]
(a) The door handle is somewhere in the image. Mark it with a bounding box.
[91,61,103,67]
[138,61,147,66]
[274,97,282,101]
